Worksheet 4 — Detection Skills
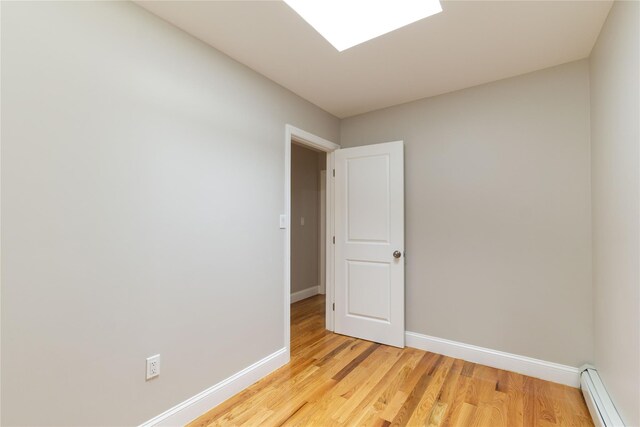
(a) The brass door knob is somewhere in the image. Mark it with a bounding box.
[393,250,402,259]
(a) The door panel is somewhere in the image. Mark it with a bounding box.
[334,141,404,348]
[346,154,390,243]
[347,260,391,321]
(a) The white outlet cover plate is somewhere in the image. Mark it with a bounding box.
[146,354,160,380]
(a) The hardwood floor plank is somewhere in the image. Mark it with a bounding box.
[405,357,454,426]
[379,352,436,422]
[187,295,593,427]
[373,350,424,413]
[336,351,416,424]
[502,371,525,427]
[389,370,433,426]
[440,375,473,427]
[524,376,537,427]
[456,402,479,426]
[427,401,449,427]
[438,358,465,404]
[535,377,559,425]
[332,343,380,381]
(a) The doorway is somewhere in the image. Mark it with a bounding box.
[284,126,406,355]
[283,125,339,360]
[290,143,326,304]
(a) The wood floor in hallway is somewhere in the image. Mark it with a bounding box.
[189,295,593,427]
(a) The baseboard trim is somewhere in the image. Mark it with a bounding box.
[405,331,580,387]
[290,286,319,303]
[139,347,288,427]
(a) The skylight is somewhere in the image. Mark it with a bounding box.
[283,0,443,52]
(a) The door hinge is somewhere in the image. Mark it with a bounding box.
[332,303,335,311]
[332,236,335,244]
[332,169,335,177]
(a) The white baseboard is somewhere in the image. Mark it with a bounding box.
[290,285,319,303]
[139,348,288,427]
[405,331,580,387]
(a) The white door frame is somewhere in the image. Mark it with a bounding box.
[319,169,326,295]
[284,124,340,359]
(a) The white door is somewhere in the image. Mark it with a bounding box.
[334,141,404,348]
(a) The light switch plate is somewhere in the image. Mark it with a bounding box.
[279,214,287,229]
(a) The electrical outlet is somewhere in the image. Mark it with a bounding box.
[146,354,160,380]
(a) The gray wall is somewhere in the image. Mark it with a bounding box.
[290,144,323,294]
[340,60,593,367]
[0,2,339,426]
[590,1,640,425]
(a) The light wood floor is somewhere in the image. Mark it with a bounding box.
[189,295,593,427]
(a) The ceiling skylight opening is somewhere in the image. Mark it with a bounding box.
[283,0,443,52]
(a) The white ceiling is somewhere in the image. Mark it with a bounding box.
[136,0,612,118]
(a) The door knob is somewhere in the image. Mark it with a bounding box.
[393,250,402,259]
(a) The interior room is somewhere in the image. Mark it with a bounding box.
[1,1,638,426]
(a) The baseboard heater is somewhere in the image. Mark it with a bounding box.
[580,365,625,427]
